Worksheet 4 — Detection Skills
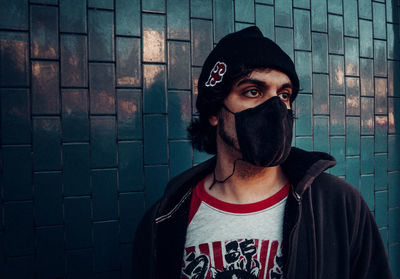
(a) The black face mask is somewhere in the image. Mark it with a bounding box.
[223,96,294,167]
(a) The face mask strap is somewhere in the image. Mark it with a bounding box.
[209,158,242,190]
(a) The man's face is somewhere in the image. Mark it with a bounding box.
[210,68,293,152]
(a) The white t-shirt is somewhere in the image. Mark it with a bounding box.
[181,177,289,279]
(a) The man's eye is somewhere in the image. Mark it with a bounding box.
[279,92,290,101]
[244,89,260,98]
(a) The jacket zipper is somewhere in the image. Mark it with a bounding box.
[285,190,302,279]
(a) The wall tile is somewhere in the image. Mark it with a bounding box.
[330,136,345,176]
[117,89,142,140]
[256,4,274,39]
[375,191,388,228]
[169,140,193,178]
[142,0,165,12]
[389,97,400,134]
[35,226,65,278]
[64,197,92,249]
[311,0,327,32]
[30,5,58,59]
[236,17,254,31]
[313,116,330,153]
[118,141,144,191]
[88,10,114,61]
[0,0,28,30]
[276,27,294,61]
[389,172,400,208]
[143,14,165,63]
[373,2,387,40]
[375,153,388,191]
[1,89,30,144]
[191,0,212,19]
[93,221,120,272]
[33,117,61,171]
[295,136,313,151]
[345,77,360,116]
[119,192,145,242]
[328,15,344,55]
[295,94,312,136]
[167,0,189,40]
[294,9,311,51]
[144,115,168,164]
[344,37,359,76]
[61,34,88,87]
[66,249,93,277]
[329,55,345,95]
[191,19,213,67]
[0,32,29,87]
[389,208,400,243]
[313,74,329,114]
[62,89,89,142]
[120,243,133,279]
[116,37,141,87]
[328,0,342,14]
[389,135,400,171]
[389,244,400,278]
[375,78,387,115]
[192,67,201,114]
[63,143,90,196]
[375,116,388,153]
[361,136,374,174]
[235,0,255,23]
[388,61,400,97]
[345,156,360,189]
[359,0,372,19]
[116,0,140,36]
[2,146,32,201]
[34,172,63,226]
[89,63,115,114]
[143,64,166,113]
[295,51,312,93]
[4,201,34,256]
[361,97,374,135]
[360,174,374,210]
[359,20,373,58]
[30,0,58,4]
[168,91,191,139]
[214,0,234,42]
[374,40,387,77]
[60,0,87,33]
[144,165,169,209]
[360,58,374,96]
[346,116,360,155]
[32,61,59,115]
[388,23,400,60]
[91,116,117,168]
[88,0,113,9]
[274,0,292,27]
[343,0,358,36]
[92,169,118,221]
[312,32,328,73]
[4,255,34,279]
[330,95,345,135]
[168,41,190,89]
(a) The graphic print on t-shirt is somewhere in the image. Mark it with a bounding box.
[182,238,283,279]
[181,177,288,279]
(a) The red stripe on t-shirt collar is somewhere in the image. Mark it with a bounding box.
[195,177,289,214]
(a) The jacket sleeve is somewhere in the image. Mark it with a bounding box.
[349,196,393,279]
[132,203,158,279]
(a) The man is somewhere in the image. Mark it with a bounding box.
[133,26,393,279]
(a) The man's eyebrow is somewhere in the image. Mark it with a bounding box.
[279,83,293,90]
[236,79,268,88]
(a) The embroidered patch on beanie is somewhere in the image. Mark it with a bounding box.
[205,61,227,87]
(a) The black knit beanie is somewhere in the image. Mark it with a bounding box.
[196,26,300,116]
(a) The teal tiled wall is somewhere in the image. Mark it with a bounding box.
[0,0,399,278]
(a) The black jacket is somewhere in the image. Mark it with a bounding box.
[133,148,393,279]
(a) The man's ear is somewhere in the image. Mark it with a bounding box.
[208,115,218,126]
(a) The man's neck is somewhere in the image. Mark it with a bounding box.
[204,147,288,204]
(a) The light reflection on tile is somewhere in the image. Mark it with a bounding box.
[375,78,387,115]
[143,14,165,63]
[345,77,360,116]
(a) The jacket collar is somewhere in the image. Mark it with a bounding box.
[156,147,336,220]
